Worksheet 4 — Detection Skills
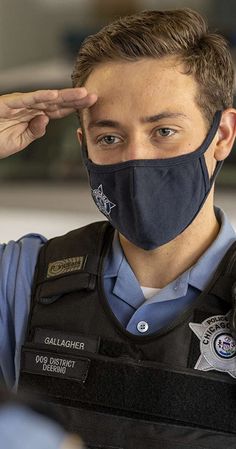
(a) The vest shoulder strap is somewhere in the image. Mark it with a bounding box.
[209,240,236,297]
[206,240,236,337]
[32,220,113,304]
[224,241,236,336]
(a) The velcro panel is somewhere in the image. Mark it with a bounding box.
[19,353,236,434]
[52,404,236,449]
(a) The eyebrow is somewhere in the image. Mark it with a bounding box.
[87,112,189,130]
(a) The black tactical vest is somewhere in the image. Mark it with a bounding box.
[19,221,236,449]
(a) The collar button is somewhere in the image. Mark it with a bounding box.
[137,321,149,333]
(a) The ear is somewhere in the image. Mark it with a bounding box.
[214,108,236,161]
[76,128,83,145]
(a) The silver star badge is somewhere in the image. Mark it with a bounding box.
[189,312,236,379]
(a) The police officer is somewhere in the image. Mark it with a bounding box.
[1,8,236,449]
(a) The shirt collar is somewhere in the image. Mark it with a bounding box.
[103,231,145,308]
[103,207,236,305]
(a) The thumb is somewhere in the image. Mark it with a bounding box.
[27,114,50,141]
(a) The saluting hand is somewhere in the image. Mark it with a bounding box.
[0,88,97,158]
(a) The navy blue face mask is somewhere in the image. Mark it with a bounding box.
[83,111,222,250]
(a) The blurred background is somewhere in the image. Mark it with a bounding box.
[0,0,235,240]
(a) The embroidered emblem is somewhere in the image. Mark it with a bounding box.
[47,256,86,278]
[92,184,116,217]
[189,313,236,379]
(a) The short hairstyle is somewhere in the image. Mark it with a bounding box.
[72,8,234,124]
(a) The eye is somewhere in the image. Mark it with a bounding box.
[98,135,121,145]
[157,128,176,137]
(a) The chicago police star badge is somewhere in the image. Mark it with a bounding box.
[189,313,236,379]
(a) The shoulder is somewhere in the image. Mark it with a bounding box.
[0,234,47,388]
[0,233,46,286]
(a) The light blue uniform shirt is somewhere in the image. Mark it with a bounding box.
[0,404,66,449]
[0,208,235,389]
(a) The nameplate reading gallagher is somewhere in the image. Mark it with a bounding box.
[34,328,99,354]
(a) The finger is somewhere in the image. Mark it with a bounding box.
[71,93,98,111]
[2,88,90,110]
[42,94,98,114]
[2,89,95,115]
[2,90,59,110]
[60,434,85,449]
[5,109,48,121]
[54,87,89,103]
[47,108,75,119]
[75,93,98,108]
[26,114,49,140]
[47,95,98,119]
[38,92,97,110]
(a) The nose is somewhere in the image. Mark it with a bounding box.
[121,141,147,162]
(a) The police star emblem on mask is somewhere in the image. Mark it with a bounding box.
[189,313,236,379]
[92,184,116,217]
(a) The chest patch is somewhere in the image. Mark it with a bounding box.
[189,313,236,379]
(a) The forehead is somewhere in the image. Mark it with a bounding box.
[83,57,199,123]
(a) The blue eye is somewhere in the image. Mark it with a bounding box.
[158,128,175,137]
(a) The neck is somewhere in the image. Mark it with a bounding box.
[118,193,220,289]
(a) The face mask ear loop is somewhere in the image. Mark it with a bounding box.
[81,143,90,168]
[210,160,224,184]
[208,110,224,186]
[199,111,223,192]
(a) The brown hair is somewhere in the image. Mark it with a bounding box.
[72,9,234,124]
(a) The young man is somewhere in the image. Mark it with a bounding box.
[0,8,236,449]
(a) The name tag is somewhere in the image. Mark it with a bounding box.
[34,328,100,354]
[21,348,90,382]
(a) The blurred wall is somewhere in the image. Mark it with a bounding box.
[0,0,224,70]
[0,0,94,69]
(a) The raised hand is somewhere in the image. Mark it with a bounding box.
[0,88,97,158]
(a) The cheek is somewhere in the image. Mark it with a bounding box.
[87,151,111,165]
[86,144,102,164]
[87,147,96,161]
